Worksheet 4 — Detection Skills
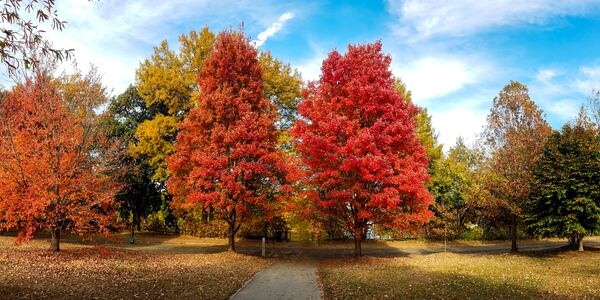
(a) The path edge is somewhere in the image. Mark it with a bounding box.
[228,262,269,299]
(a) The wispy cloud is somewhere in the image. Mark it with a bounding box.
[572,65,600,95]
[529,65,597,124]
[392,56,490,103]
[253,12,294,47]
[38,0,292,95]
[535,68,560,82]
[294,41,325,82]
[387,0,600,40]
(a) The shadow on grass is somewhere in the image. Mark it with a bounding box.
[319,255,599,300]
[321,264,548,300]
[3,230,598,258]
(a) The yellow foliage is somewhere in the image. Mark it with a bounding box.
[133,28,216,181]
[130,114,178,182]
[135,27,216,116]
[259,51,302,129]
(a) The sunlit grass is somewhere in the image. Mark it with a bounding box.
[320,250,600,299]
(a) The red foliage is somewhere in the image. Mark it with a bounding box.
[0,74,118,250]
[292,42,433,254]
[167,31,283,251]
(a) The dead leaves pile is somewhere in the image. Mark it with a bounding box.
[0,243,269,299]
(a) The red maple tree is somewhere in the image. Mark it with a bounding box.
[167,31,283,252]
[0,73,118,251]
[292,42,433,255]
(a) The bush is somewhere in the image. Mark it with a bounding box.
[143,210,177,234]
[177,214,228,238]
[460,224,483,240]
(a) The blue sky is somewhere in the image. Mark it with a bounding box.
[43,0,600,148]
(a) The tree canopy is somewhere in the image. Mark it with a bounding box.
[293,42,433,256]
[167,31,284,252]
[0,72,117,251]
[526,113,600,251]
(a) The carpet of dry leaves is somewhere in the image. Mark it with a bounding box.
[320,250,600,300]
[0,237,270,299]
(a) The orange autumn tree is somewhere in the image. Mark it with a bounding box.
[292,42,433,256]
[484,81,552,252]
[0,73,118,251]
[167,31,283,252]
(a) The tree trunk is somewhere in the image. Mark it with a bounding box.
[354,237,362,256]
[569,234,579,250]
[228,223,236,252]
[50,228,60,251]
[569,234,576,249]
[578,234,584,252]
[510,213,518,252]
[129,223,135,244]
[134,209,141,232]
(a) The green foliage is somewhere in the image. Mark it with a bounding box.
[143,210,171,233]
[525,120,600,239]
[259,51,303,130]
[395,79,443,167]
[459,224,484,240]
[100,85,163,230]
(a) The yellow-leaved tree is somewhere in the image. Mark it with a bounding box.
[132,27,216,182]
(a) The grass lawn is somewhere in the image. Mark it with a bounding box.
[2,233,599,299]
[319,250,600,299]
[0,235,270,300]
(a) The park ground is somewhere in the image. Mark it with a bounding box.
[0,233,599,299]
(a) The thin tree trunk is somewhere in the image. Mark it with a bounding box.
[228,223,236,252]
[129,223,135,244]
[578,234,584,252]
[134,209,141,232]
[569,234,575,249]
[510,213,518,252]
[50,228,60,251]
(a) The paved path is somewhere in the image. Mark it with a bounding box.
[230,261,322,300]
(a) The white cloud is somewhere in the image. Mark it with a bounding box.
[430,105,488,149]
[293,41,326,82]
[253,12,294,47]
[393,56,487,103]
[544,98,580,119]
[34,0,292,95]
[527,66,596,124]
[296,56,322,82]
[572,65,600,95]
[388,0,600,40]
[535,68,560,82]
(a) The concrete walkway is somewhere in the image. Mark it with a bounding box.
[230,261,322,300]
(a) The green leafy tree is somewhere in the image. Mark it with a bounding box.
[395,79,448,239]
[526,110,600,251]
[395,79,443,165]
[100,85,162,242]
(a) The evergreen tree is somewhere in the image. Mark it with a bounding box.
[526,114,600,251]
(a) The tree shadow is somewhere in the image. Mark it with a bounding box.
[318,255,599,299]
[4,231,597,258]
